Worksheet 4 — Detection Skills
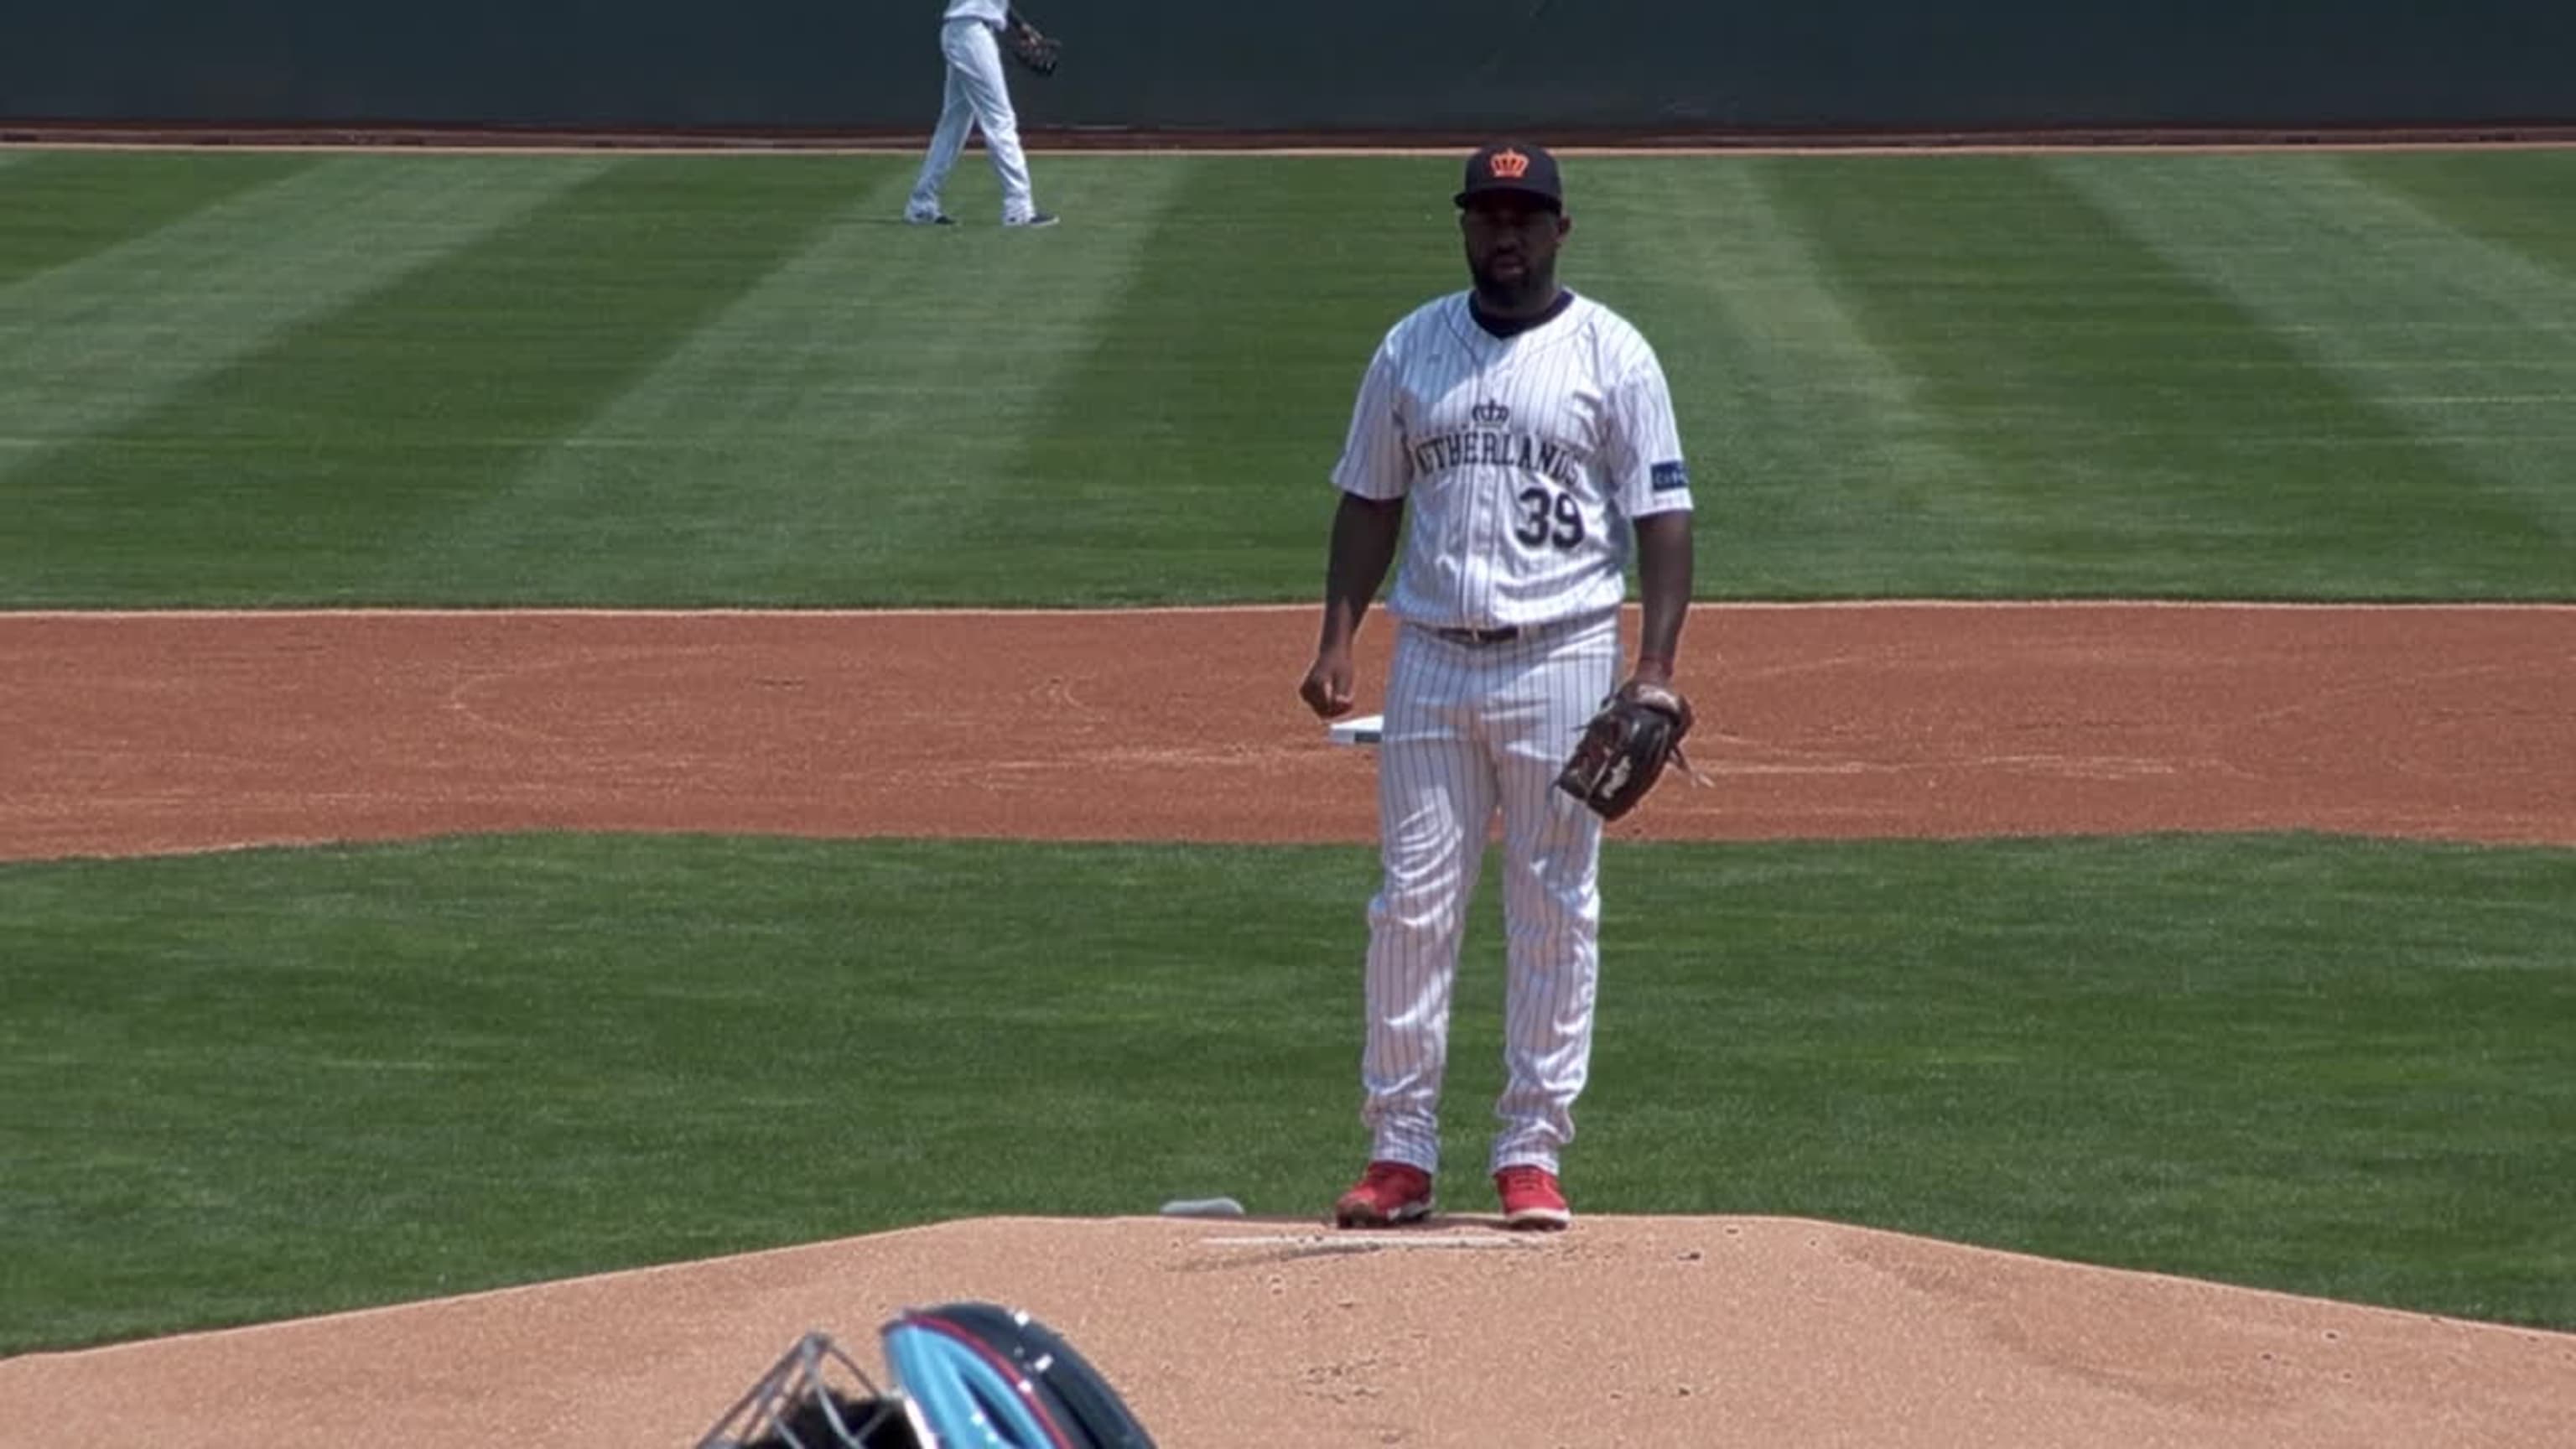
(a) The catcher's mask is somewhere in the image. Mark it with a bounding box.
[880,1302,1158,1449]
[695,1331,917,1449]
[698,1306,1153,1449]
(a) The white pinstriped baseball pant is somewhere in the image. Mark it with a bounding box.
[1360,610,1618,1177]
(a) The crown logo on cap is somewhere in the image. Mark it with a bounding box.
[1487,148,1531,180]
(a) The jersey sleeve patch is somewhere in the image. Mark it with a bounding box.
[1650,460,1690,493]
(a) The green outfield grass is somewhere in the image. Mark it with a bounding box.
[3,834,2570,1351]
[3,148,2572,605]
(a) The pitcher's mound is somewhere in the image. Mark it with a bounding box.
[6,1215,2570,1447]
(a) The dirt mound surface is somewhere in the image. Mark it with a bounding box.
[5,1215,2569,1448]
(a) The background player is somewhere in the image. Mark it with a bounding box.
[1298,141,1696,1232]
[905,2,1058,228]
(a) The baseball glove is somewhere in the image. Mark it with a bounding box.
[1005,23,1062,77]
[1555,680,1696,823]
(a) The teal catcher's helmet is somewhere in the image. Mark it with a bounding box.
[697,1305,1153,1449]
[880,1302,1157,1449]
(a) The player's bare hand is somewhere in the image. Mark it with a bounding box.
[1300,652,1357,719]
[1624,657,1675,691]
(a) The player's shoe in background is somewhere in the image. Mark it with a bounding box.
[1495,1165,1571,1231]
[904,210,956,226]
[1333,1161,1433,1228]
[1004,212,1061,228]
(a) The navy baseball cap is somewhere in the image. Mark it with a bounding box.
[1455,141,1563,211]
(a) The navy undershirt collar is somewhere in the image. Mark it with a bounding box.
[1469,288,1576,340]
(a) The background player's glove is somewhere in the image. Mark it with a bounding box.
[1005,22,1062,77]
[1555,680,1696,823]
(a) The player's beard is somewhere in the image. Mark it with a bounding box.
[1470,253,1557,315]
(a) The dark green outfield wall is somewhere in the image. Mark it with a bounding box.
[5,1,2571,134]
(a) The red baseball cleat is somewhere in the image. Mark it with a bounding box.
[1494,1165,1572,1230]
[1333,1161,1434,1228]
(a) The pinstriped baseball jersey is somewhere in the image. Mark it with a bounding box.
[1330,283,1694,1192]
[1331,290,1693,631]
[942,0,1008,24]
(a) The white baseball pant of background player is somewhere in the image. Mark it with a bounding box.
[1334,289,1692,1182]
[906,1,1041,226]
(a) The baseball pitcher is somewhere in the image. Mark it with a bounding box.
[1300,141,1697,1232]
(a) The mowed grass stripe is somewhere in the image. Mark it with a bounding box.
[0,151,314,291]
[3,158,857,606]
[1575,158,1987,596]
[963,157,1461,605]
[844,155,1288,605]
[0,157,601,486]
[1765,156,2488,599]
[2059,153,2576,560]
[2351,148,2576,281]
[380,156,1192,604]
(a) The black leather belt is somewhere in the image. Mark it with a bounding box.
[1431,626,1521,646]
